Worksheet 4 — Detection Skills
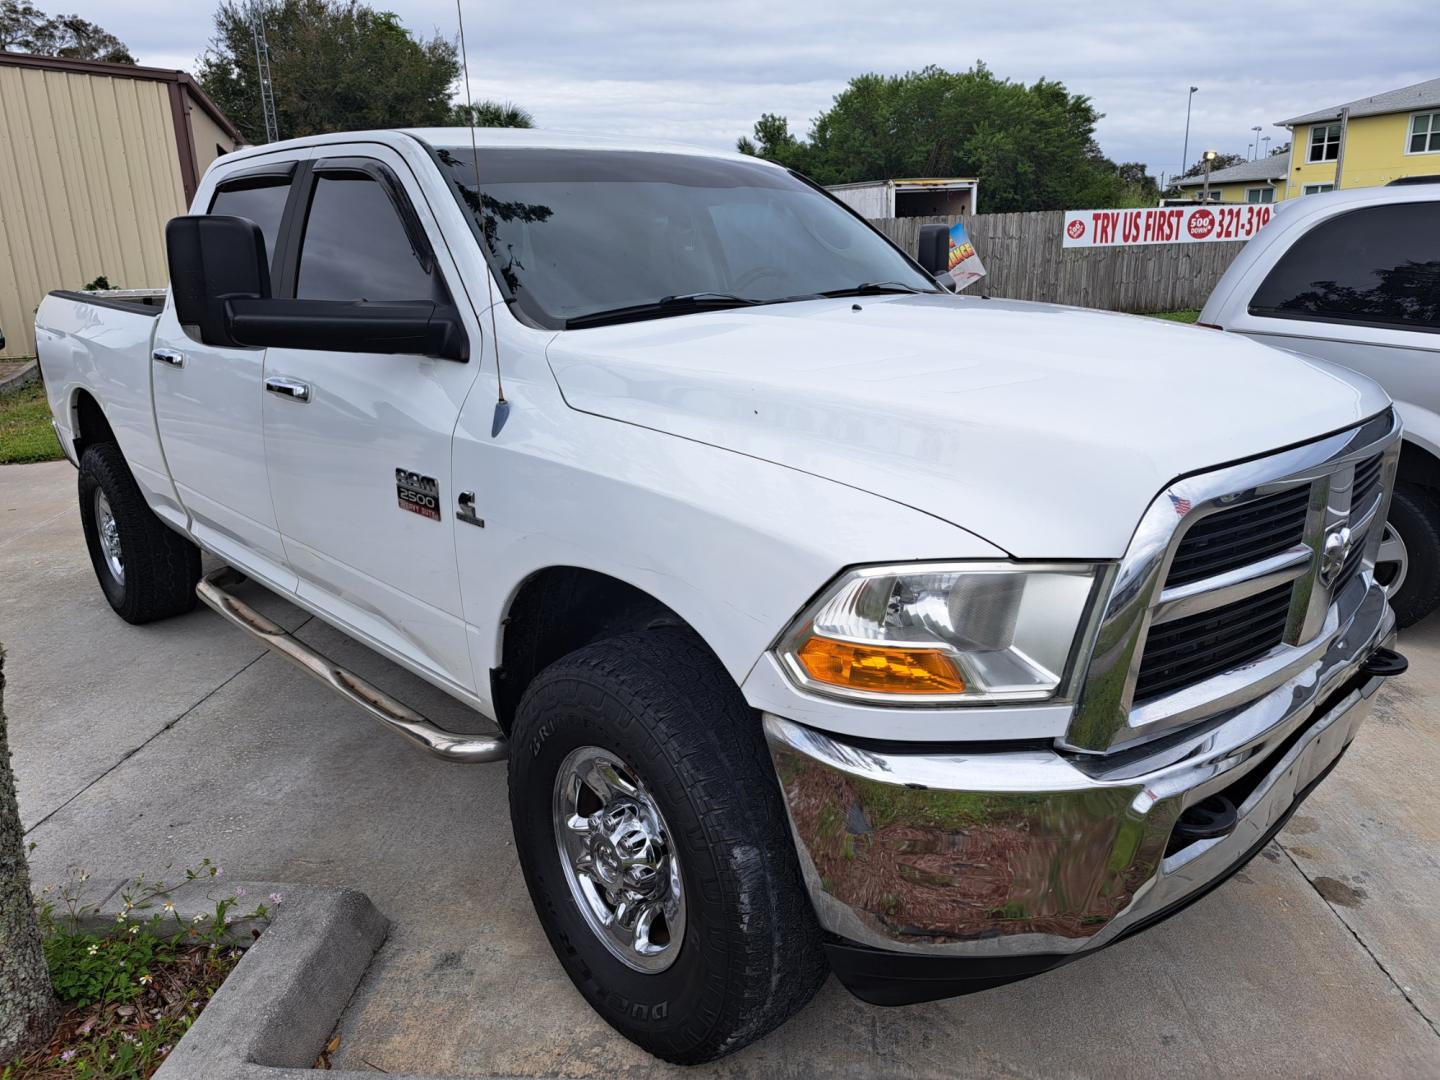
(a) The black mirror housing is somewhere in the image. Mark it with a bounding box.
[166,215,271,347]
[227,299,469,362]
[916,223,950,276]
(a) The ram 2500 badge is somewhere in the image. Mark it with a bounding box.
[34,128,1407,1064]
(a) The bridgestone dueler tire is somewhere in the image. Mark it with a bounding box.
[508,629,828,1064]
[1386,483,1440,628]
[78,443,201,624]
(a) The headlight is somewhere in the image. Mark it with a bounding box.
[777,562,1104,704]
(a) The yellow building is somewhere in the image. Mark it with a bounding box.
[1277,77,1440,199]
[0,52,243,359]
[1172,156,1287,204]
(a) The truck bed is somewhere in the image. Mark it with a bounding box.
[46,288,166,317]
[35,289,181,526]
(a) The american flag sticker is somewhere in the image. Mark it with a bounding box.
[1168,493,1192,516]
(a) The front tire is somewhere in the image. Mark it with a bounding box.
[508,630,826,1064]
[1379,483,1440,628]
[78,443,201,624]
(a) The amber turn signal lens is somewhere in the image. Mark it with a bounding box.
[796,636,966,695]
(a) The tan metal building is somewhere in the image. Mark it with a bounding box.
[0,52,244,358]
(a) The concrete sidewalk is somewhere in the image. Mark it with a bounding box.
[4,457,1438,1078]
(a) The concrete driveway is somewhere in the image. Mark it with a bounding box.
[4,457,1439,1078]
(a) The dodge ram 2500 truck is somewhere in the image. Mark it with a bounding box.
[35,128,1407,1064]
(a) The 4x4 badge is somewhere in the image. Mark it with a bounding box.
[396,469,441,522]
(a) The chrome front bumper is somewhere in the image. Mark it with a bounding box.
[765,580,1397,967]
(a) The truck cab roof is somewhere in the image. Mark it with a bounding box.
[219,126,770,167]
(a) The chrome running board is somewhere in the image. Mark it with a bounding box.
[196,567,507,763]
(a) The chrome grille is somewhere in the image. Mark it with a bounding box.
[1163,488,1310,587]
[1352,453,1383,512]
[1133,582,1292,703]
[1067,410,1401,754]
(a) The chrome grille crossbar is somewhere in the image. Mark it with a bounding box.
[1151,544,1312,625]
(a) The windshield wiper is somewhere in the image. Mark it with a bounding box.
[564,292,763,329]
[817,281,930,298]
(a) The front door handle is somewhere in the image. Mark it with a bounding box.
[265,377,311,403]
[152,348,185,367]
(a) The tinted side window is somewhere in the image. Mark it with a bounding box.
[296,173,444,302]
[208,177,291,270]
[1249,203,1440,331]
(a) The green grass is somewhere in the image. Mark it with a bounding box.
[1148,309,1201,323]
[0,381,63,464]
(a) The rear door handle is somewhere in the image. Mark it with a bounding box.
[152,348,185,367]
[265,377,311,403]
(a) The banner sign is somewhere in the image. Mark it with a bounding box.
[1062,204,1276,248]
[946,219,987,290]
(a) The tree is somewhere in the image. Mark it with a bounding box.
[0,648,57,1062]
[0,1,134,63]
[737,64,1135,213]
[1161,152,1247,199]
[449,100,534,128]
[197,0,460,145]
[1173,151,1246,181]
[737,113,806,168]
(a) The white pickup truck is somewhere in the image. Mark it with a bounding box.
[34,128,1408,1063]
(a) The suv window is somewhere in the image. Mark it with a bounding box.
[208,175,291,270]
[1248,202,1440,331]
[296,172,445,302]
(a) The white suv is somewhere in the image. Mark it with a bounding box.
[1201,183,1440,625]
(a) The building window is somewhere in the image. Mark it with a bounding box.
[1308,123,1342,163]
[1246,187,1276,203]
[1409,111,1440,154]
[1303,183,1335,195]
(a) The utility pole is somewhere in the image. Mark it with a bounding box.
[249,1,279,144]
[1251,126,1262,159]
[1262,135,1271,156]
[1182,86,1198,175]
[1332,106,1350,190]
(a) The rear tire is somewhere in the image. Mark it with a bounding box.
[508,629,827,1064]
[1379,483,1440,628]
[78,442,201,624]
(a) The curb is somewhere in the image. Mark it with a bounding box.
[0,360,38,396]
[65,878,530,1080]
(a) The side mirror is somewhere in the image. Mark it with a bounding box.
[227,299,469,362]
[916,223,950,276]
[166,214,468,361]
[166,215,270,347]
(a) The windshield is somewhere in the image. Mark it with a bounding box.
[432,147,938,328]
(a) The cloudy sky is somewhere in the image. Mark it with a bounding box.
[74,0,1438,185]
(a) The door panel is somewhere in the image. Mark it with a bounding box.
[152,163,303,589]
[260,146,482,693]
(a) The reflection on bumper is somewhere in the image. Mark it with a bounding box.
[765,583,1396,960]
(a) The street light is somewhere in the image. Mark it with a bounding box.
[1182,86,1199,175]
[1251,125,1263,159]
[1202,149,1218,202]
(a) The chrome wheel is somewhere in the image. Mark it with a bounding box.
[553,746,686,973]
[1375,521,1408,600]
[94,489,124,584]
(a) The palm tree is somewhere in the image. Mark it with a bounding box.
[449,100,534,128]
[0,647,57,1062]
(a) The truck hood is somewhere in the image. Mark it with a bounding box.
[545,294,1389,557]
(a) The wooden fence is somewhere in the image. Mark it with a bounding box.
[868,211,1246,313]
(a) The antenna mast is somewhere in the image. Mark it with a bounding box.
[249,2,280,143]
[456,0,508,419]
